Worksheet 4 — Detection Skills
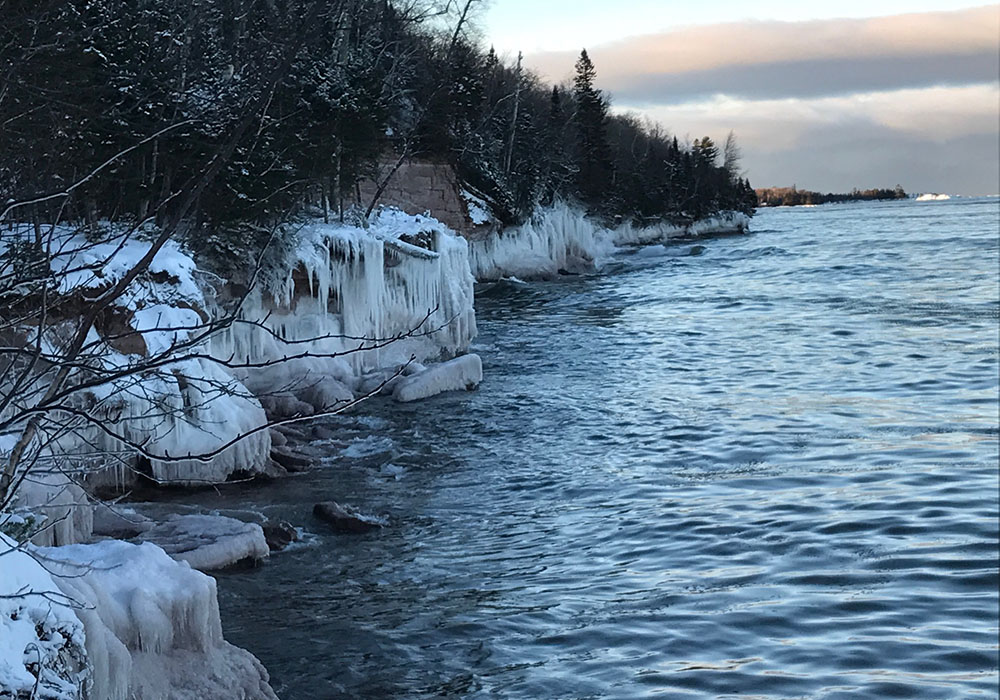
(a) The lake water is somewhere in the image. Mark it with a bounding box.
[211,198,999,699]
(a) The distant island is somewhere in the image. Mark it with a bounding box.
[756,185,907,207]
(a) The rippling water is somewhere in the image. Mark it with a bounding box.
[209,198,998,698]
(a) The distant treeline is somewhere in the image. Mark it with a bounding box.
[756,186,907,207]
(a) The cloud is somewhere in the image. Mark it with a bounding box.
[525,5,1000,102]
[631,85,1000,195]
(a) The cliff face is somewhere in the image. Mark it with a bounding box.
[357,160,495,240]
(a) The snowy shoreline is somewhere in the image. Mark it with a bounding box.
[1,204,748,699]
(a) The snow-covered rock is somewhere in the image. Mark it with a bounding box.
[135,514,269,571]
[0,534,88,699]
[392,354,483,403]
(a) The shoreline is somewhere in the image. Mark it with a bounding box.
[1,204,750,699]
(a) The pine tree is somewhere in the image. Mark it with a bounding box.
[572,49,613,213]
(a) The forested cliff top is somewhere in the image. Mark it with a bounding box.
[2,0,754,269]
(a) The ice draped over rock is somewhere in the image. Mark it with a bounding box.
[44,539,276,700]
[212,208,478,380]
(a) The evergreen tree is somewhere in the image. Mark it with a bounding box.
[572,49,613,213]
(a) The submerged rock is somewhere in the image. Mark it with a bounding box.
[392,354,483,403]
[311,425,338,441]
[313,502,384,533]
[270,446,312,472]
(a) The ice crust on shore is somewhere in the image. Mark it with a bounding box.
[213,207,478,381]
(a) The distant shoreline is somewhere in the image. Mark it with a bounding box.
[755,186,907,207]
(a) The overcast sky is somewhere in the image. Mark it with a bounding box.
[483,2,1000,195]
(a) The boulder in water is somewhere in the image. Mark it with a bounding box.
[270,446,311,472]
[313,502,384,534]
[262,520,299,551]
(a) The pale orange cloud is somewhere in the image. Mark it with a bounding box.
[526,5,1000,101]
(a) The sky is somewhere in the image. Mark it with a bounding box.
[482,2,1000,195]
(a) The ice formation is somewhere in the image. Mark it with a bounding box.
[42,539,277,700]
[915,193,951,201]
[469,201,749,281]
[11,471,94,547]
[211,207,478,385]
[393,353,483,403]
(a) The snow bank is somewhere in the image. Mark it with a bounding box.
[469,201,749,281]
[393,353,483,403]
[43,539,277,700]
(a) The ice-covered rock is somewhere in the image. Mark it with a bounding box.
[469,202,612,280]
[257,392,315,419]
[135,514,269,571]
[297,375,355,412]
[392,354,483,403]
[12,471,94,547]
[43,539,277,700]
[212,208,477,380]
